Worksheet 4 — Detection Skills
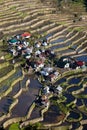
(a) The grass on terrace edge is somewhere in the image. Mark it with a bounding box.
[9,123,23,130]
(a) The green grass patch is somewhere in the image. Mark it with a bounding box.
[24,123,43,130]
[74,27,84,32]
[21,12,28,18]
[5,53,13,60]
[58,103,69,114]
[72,1,84,6]
[0,40,3,46]
[9,123,22,130]
[0,0,4,3]
[57,21,66,25]
[68,28,73,32]
[10,6,17,11]
[54,125,70,130]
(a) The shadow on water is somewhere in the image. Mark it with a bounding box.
[42,105,65,124]
[76,98,83,106]
[67,85,82,92]
[67,111,80,120]
[64,93,75,104]
[83,124,87,130]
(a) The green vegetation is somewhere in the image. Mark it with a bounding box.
[4,54,13,60]
[0,65,14,78]
[0,67,21,90]
[19,12,27,18]
[74,27,84,32]
[8,123,43,130]
[54,125,70,130]
[58,103,69,114]
[57,21,66,25]
[24,123,43,130]
[68,28,73,32]
[58,95,66,103]
[10,6,17,11]
[9,123,21,130]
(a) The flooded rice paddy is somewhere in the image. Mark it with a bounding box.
[11,78,42,117]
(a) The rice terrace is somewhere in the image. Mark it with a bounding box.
[0,0,87,130]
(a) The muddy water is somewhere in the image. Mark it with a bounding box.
[71,122,81,130]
